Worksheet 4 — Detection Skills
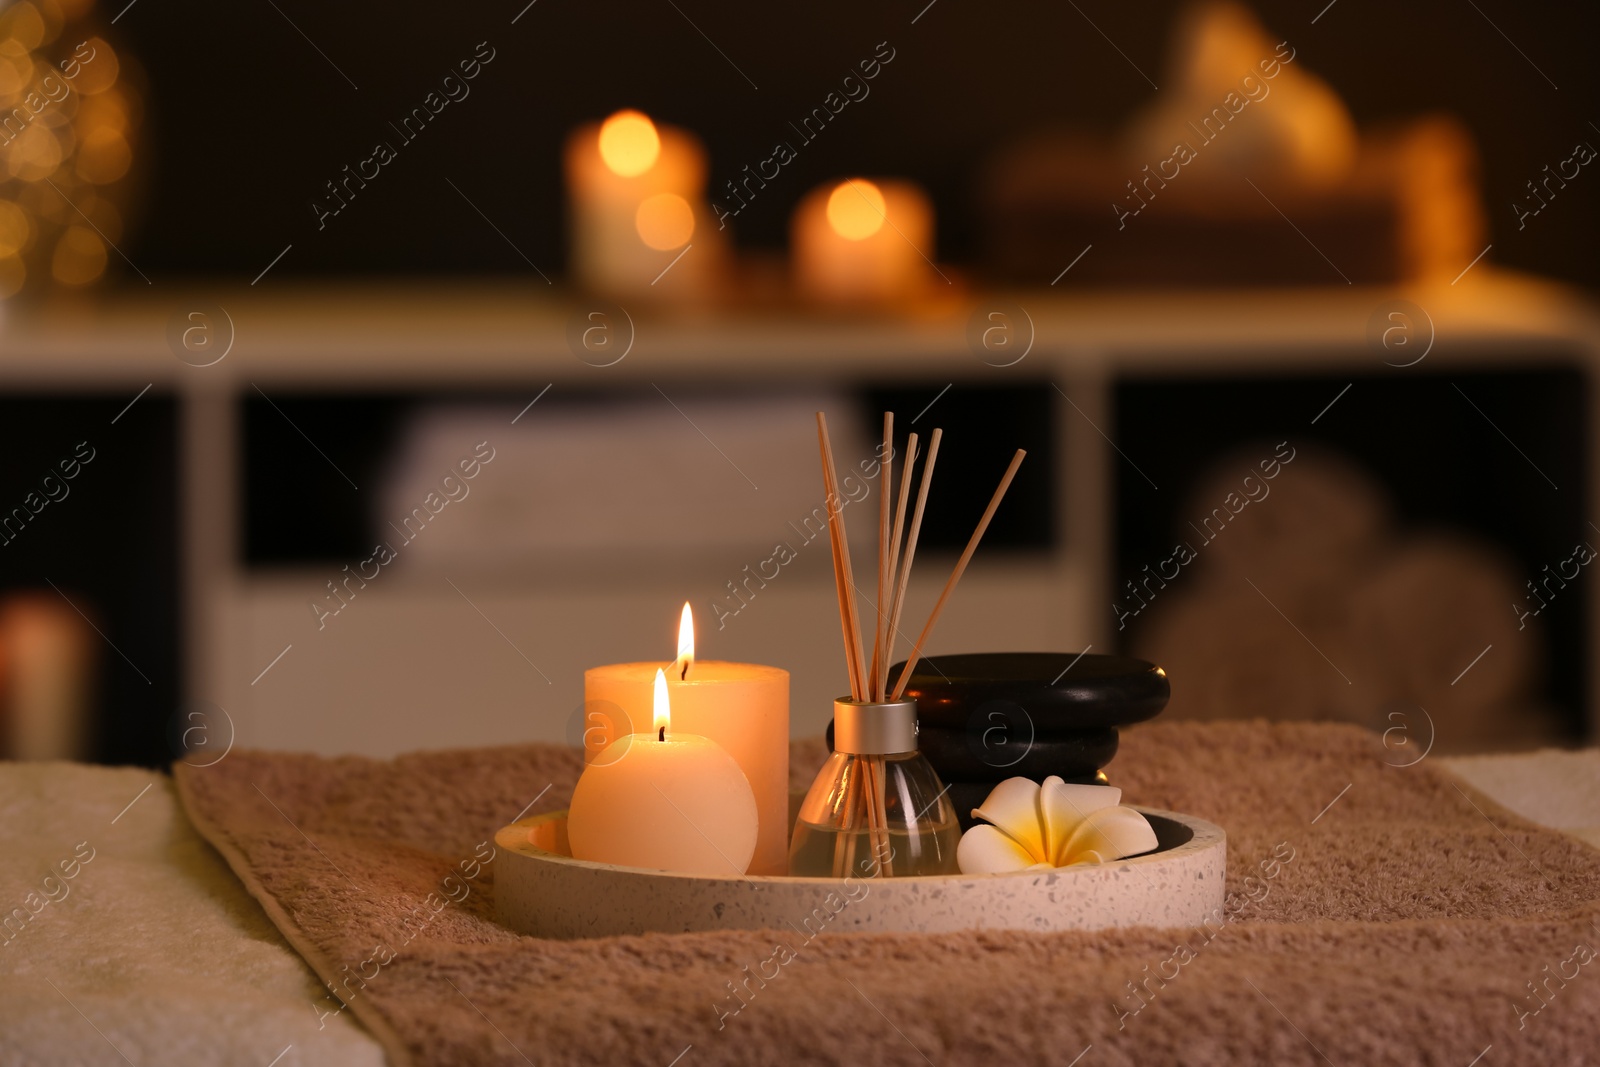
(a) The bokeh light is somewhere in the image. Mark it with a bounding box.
[634,192,694,251]
[0,199,32,256]
[75,125,128,183]
[49,222,104,285]
[72,36,117,94]
[826,179,887,241]
[0,4,47,50]
[0,252,24,296]
[598,109,660,178]
[0,7,139,296]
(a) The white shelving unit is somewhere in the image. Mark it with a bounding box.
[2,273,1594,754]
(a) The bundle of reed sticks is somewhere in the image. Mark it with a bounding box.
[816,410,1025,875]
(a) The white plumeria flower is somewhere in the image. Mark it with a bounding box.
[956,776,1159,874]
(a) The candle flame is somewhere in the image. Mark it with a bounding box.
[653,667,671,739]
[598,109,661,177]
[677,601,694,680]
[826,179,887,241]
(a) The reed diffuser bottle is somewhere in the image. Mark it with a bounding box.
[790,699,960,877]
[796,409,1024,878]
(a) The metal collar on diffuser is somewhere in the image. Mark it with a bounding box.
[832,698,918,755]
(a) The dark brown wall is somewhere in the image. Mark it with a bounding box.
[113,0,1599,286]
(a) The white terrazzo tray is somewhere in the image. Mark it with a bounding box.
[494,806,1225,939]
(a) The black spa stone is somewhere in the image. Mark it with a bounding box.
[893,652,1170,733]
[823,720,1119,780]
[914,724,1119,783]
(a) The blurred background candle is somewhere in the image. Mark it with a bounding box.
[585,604,790,875]
[564,108,722,299]
[792,177,935,304]
[567,668,758,876]
[0,593,93,761]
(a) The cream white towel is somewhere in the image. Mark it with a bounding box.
[0,762,385,1066]
[1444,748,1600,850]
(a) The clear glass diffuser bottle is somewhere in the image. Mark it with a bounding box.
[789,699,961,878]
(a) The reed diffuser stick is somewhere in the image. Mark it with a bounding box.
[864,755,893,876]
[835,755,861,877]
[891,449,1027,701]
[817,413,868,699]
[872,413,893,701]
[885,428,941,679]
[881,432,918,696]
[817,414,863,699]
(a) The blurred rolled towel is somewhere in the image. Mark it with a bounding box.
[376,391,870,569]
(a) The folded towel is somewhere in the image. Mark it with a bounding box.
[174,722,1600,1066]
[0,762,384,1067]
[1446,748,1600,849]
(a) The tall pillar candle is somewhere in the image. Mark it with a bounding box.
[564,108,724,299]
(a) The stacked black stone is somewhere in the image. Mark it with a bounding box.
[891,652,1169,830]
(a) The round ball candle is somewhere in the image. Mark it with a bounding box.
[567,669,758,877]
[564,108,723,298]
[584,604,790,875]
[792,177,935,304]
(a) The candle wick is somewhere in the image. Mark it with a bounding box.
[679,660,688,681]
[658,725,666,742]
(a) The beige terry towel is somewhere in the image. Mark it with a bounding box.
[174,722,1600,1067]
